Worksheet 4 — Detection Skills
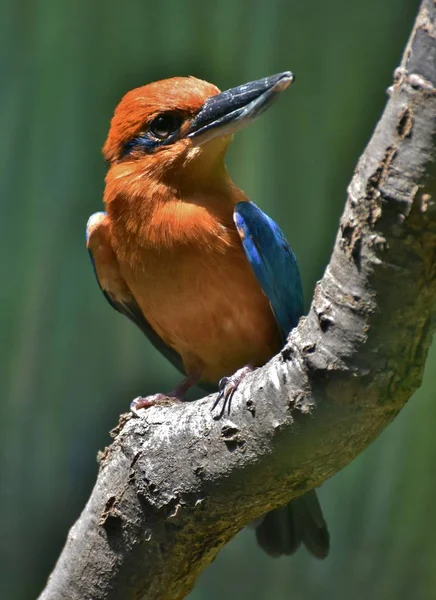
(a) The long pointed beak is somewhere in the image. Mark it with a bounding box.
[186,71,294,143]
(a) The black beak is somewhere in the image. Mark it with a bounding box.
[186,71,294,143]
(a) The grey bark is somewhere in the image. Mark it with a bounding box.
[39,2,436,599]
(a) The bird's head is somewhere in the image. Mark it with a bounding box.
[103,72,293,190]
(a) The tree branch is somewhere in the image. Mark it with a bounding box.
[39,2,436,599]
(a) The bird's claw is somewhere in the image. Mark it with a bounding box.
[211,366,253,419]
[130,393,181,417]
[211,377,238,418]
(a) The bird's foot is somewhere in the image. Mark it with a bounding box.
[130,393,182,416]
[211,365,254,418]
[130,372,200,416]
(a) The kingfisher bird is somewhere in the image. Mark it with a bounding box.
[86,72,330,559]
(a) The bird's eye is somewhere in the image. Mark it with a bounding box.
[148,113,182,140]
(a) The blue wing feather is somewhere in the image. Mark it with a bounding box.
[234,201,303,341]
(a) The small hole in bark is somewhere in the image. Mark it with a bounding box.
[194,466,205,477]
[103,514,123,537]
[103,495,116,513]
[351,237,362,269]
[99,496,123,535]
[246,398,256,417]
[319,315,333,332]
[221,425,245,452]
[221,425,240,439]
[281,347,293,361]
[342,223,355,246]
[396,108,413,139]
[144,478,157,494]
[341,222,362,269]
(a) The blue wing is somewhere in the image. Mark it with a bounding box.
[234,201,303,342]
[86,211,185,377]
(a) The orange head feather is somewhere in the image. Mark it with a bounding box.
[103,77,225,174]
[102,73,293,247]
[103,72,293,190]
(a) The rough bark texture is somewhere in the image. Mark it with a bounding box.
[39,2,436,599]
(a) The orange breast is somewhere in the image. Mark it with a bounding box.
[111,199,281,384]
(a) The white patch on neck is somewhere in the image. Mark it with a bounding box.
[186,146,202,161]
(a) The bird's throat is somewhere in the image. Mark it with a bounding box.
[105,161,246,257]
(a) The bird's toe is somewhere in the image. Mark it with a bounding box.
[130,393,181,416]
[211,365,254,418]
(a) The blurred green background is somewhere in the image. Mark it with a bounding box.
[2,0,436,598]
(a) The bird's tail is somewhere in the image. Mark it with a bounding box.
[255,489,330,559]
